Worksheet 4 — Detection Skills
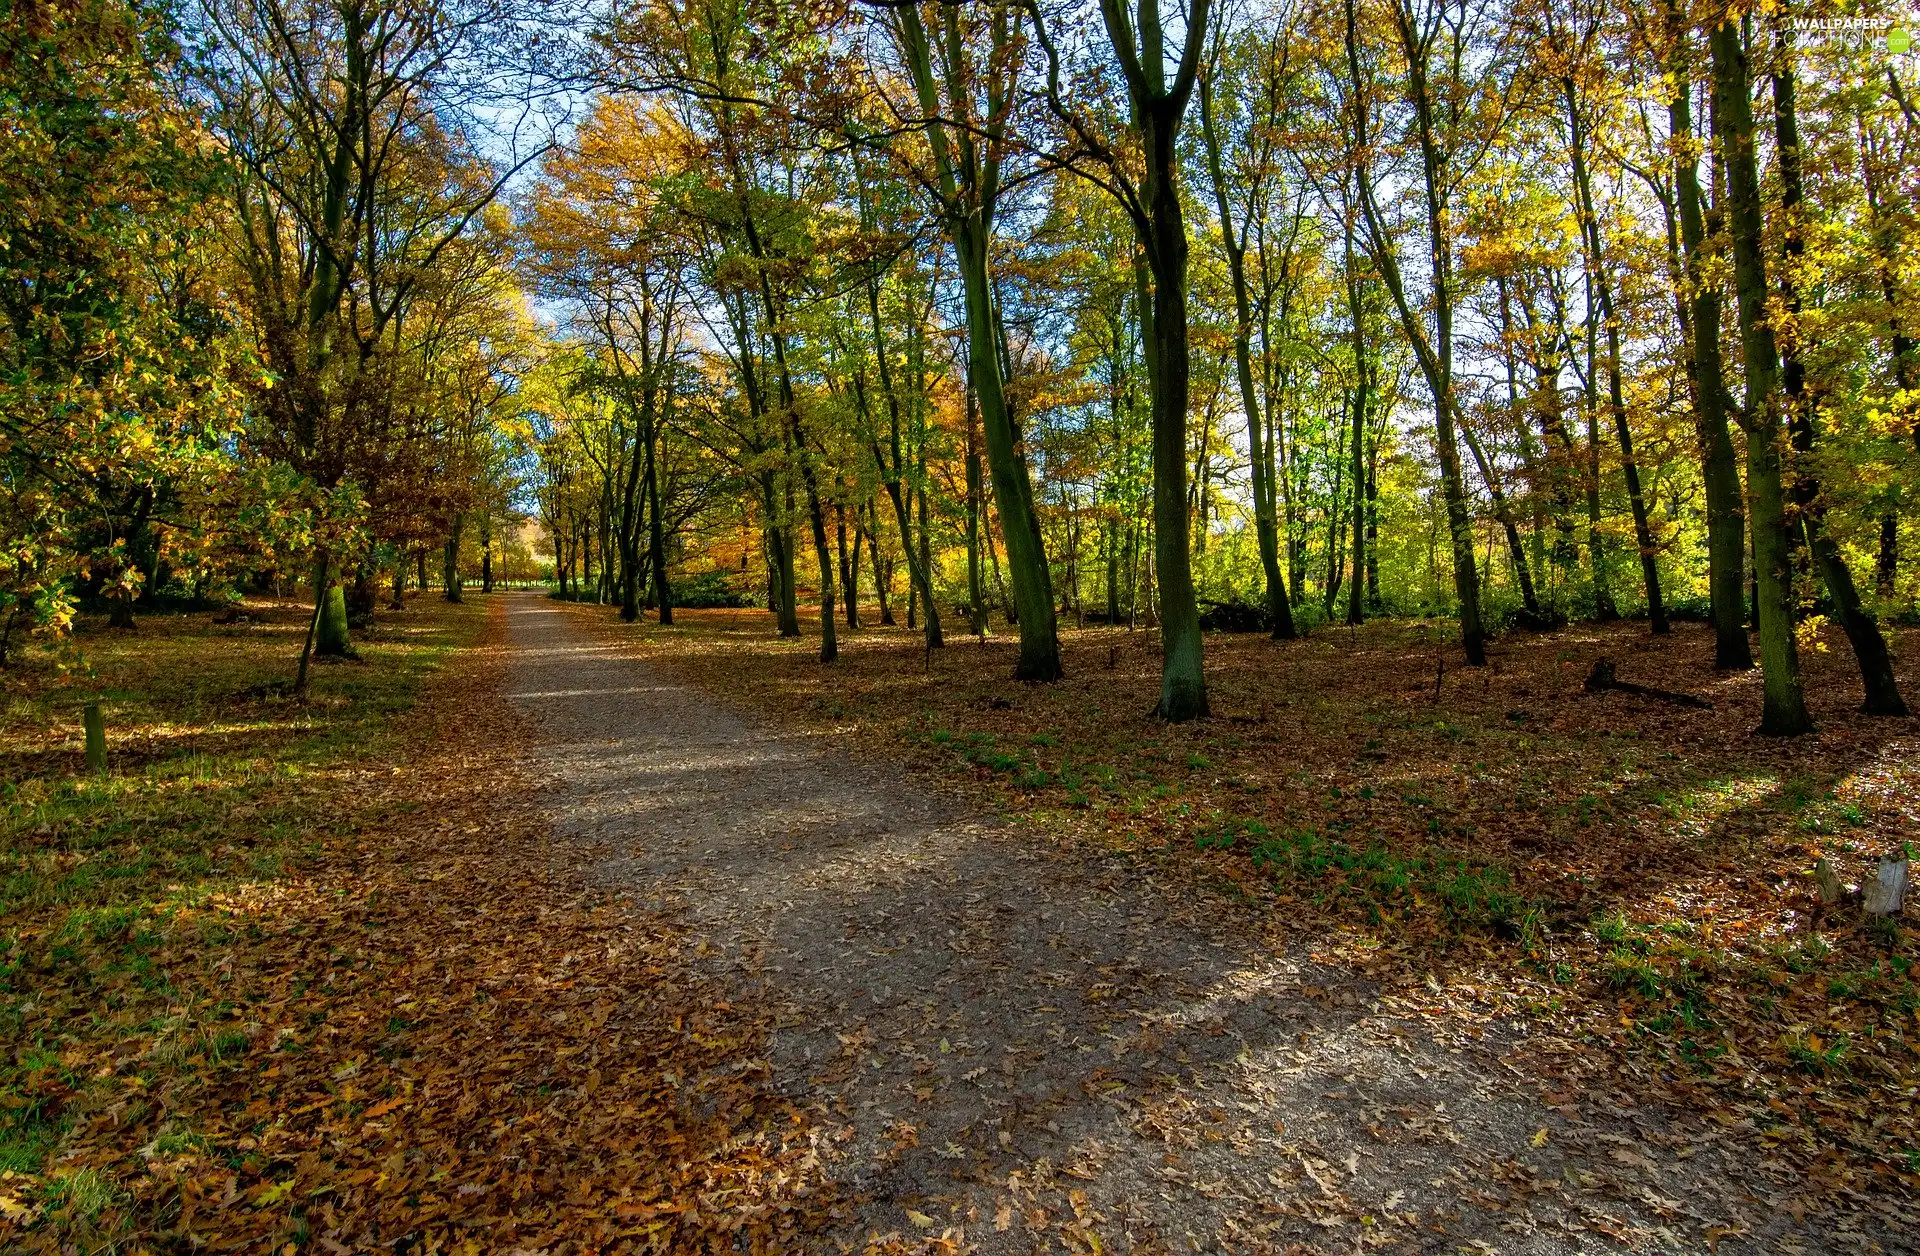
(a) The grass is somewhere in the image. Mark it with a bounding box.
[0,595,478,1243]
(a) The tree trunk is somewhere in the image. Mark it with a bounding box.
[1772,38,1907,715]
[294,551,329,696]
[956,235,1056,676]
[837,504,861,629]
[765,482,800,636]
[316,581,351,657]
[1879,515,1899,597]
[860,278,941,647]
[1580,334,1617,621]
[1339,219,1370,627]
[1365,457,1379,606]
[966,390,988,635]
[646,418,672,625]
[786,413,836,662]
[582,521,596,602]
[347,564,375,628]
[1459,421,1540,621]
[1348,339,1366,627]
[864,498,894,626]
[1106,519,1121,624]
[442,520,463,604]
[1564,69,1666,632]
[1350,0,1484,663]
[917,474,936,620]
[894,2,1052,676]
[1666,8,1752,668]
[618,480,642,622]
[1712,18,1811,735]
[1137,102,1208,718]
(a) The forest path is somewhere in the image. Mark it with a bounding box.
[500,593,1821,1255]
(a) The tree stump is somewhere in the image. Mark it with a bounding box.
[1815,857,1846,906]
[1864,856,1909,916]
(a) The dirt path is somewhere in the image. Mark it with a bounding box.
[500,594,1868,1254]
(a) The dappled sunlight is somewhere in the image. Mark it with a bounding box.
[1,597,838,1250]
[1658,773,1784,838]
[558,596,1920,1231]
[503,684,689,699]
[511,594,1716,1249]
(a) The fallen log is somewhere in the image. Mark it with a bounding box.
[1582,658,1713,709]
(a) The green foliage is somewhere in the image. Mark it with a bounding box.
[0,0,246,658]
[671,570,757,609]
[1784,1030,1851,1077]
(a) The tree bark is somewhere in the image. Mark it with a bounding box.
[965,387,989,634]
[1136,101,1208,717]
[1771,37,1906,715]
[442,519,463,604]
[1665,7,1752,669]
[1712,18,1811,735]
[837,503,860,629]
[316,580,351,657]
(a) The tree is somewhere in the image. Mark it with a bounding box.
[1197,22,1298,639]
[881,0,1061,678]
[0,0,240,656]
[196,0,544,687]
[1710,10,1810,736]
[1659,0,1751,669]
[1028,0,1213,715]
[1343,0,1490,664]
[1770,20,1906,716]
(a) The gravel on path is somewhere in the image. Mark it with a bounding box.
[501,593,1879,1254]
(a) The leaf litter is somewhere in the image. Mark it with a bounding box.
[2,598,840,1251]
[560,602,1920,1251]
[10,594,1912,1251]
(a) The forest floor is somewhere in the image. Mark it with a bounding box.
[535,595,1920,1253]
[4,592,1916,1253]
[0,596,835,1252]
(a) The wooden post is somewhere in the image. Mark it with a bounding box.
[83,702,106,774]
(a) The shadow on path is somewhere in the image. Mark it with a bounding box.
[502,594,1861,1254]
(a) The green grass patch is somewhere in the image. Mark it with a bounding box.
[1193,817,1527,932]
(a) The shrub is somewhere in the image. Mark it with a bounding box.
[670,569,757,609]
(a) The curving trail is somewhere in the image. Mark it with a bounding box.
[500,592,1833,1254]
